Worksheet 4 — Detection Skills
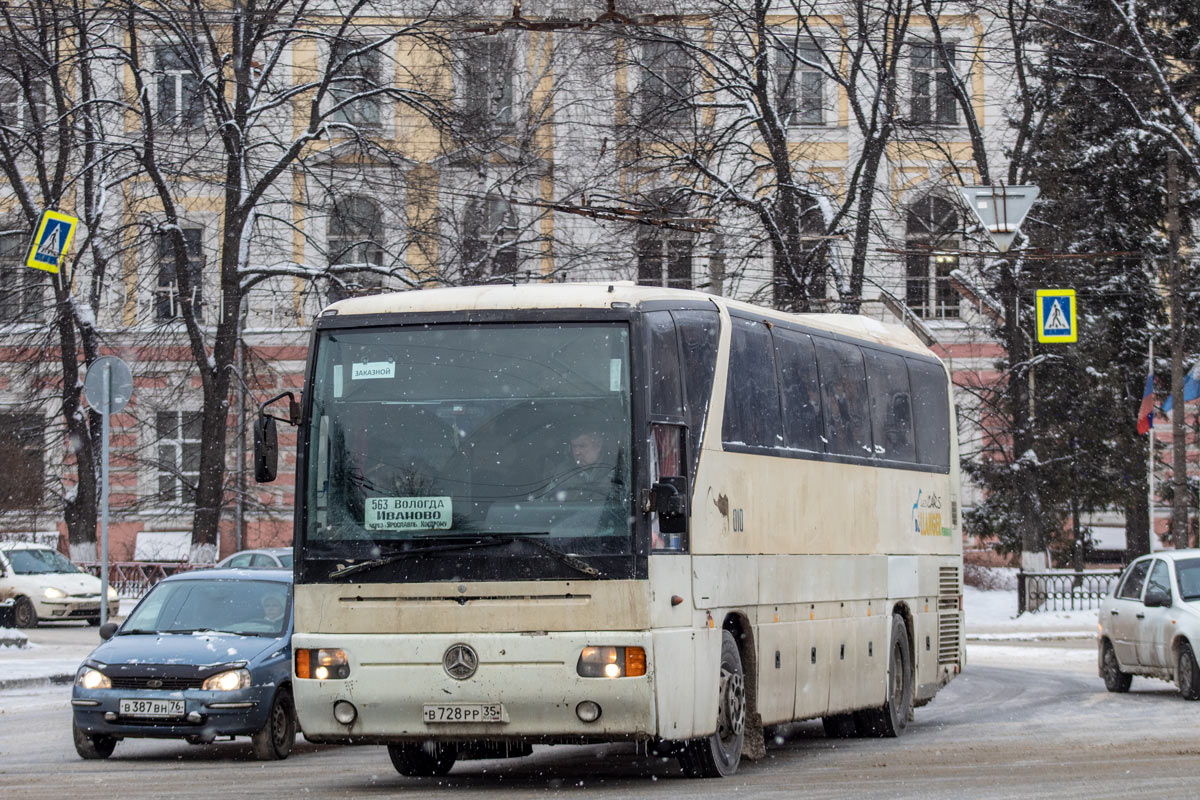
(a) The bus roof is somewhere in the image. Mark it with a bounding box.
[326,283,932,356]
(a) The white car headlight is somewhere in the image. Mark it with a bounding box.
[106,587,118,600]
[202,668,251,692]
[43,587,66,600]
[75,667,111,690]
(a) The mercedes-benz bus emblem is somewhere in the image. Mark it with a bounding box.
[443,643,478,680]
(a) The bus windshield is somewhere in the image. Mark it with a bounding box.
[303,322,633,560]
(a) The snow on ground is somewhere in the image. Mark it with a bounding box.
[964,585,1099,639]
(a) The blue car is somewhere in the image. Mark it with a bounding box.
[70,568,296,760]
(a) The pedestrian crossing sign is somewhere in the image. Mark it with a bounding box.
[25,209,78,274]
[1036,289,1077,343]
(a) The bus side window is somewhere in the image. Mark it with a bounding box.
[864,349,915,462]
[671,309,720,476]
[813,338,871,458]
[644,311,684,418]
[906,358,951,470]
[773,327,823,452]
[722,317,783,450]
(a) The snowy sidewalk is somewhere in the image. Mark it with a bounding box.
[964,585,1098,641]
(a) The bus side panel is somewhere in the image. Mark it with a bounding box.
[691,626,723,738]
[794,618,831,719]
[755,616,798,725]
[652,629,697,739]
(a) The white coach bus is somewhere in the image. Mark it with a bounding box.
[254,283,963,778]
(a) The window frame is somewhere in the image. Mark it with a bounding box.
[0,412,44,510]
[638,39,694,129]
[909,41,958,127]
[329,38,384,129]
[0,232,45,324]
[460,36,517,131]
[905,194,962,320]
[775,36,826,127]
[155,410,202,506]
[155,227,204,323]
[155,43,204,131]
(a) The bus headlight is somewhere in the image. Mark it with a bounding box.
[296,648,351,680]
[576,646,646,678]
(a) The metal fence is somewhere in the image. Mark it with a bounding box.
[1017,570,1122,614]
[78,561,202,600]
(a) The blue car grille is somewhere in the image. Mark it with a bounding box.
[109,676,203,690]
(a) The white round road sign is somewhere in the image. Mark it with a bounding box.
[84,356,133,414]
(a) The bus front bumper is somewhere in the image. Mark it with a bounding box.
[292,631,656,744]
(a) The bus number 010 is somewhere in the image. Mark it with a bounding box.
[732,508,744,532]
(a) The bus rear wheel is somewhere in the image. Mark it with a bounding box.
[678,629,745,778]
[388,741,457,777]
[854,615,913,738]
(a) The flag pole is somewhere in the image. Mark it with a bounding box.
[1149,339,1155,542]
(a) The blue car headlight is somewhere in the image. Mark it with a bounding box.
[202,668,251,691]
[75,667,111,690]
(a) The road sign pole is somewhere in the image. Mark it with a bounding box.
[100,363,111,628]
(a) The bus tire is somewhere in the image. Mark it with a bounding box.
[388,741,457,777]
[855,615,913,738]
[677,630,745,778]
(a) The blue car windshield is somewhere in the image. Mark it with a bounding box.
[123,579,291,637]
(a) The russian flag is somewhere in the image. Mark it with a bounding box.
[1137,372,1155,435]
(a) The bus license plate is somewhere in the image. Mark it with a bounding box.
[119,698,185,718]
[422,703,507,723]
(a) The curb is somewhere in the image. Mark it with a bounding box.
[0,673,74,692]
[967,632,1096,642]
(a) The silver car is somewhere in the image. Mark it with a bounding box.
[215,548,292,570]
[1099,549,1200,699]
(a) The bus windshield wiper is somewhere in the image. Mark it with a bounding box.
[327,538,509,581]
[477,533,601,578]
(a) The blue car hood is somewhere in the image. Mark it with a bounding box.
[88,631,286,669]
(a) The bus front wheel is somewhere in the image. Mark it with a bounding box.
[678,629,745,778]
[854,614,913,738]
[388,741,457,777]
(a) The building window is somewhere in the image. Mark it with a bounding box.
[155,227,204,322]
[328,195,384,300]
[156,410,201,505]
[0,232,45,324]
[461,37,515,131]
[0,412,43,510]
[639,40,692,127]
[905,194,960,319]
[910,42,957,126]
[775,38,824,126]
[638,237,693,289]
[773,194,827,310]
[330,39,382,128]
[0,61,45,132]
[462,194,518,282]
[156,45,204,129]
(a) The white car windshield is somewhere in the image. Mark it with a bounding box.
[6,548,80,575]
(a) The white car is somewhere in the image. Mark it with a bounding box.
[0,542,118,628]
[1098,549,1200,699]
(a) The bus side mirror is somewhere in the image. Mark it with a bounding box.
[253,391,301,484]
[254,414,278,483]
[652,476,688,534]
